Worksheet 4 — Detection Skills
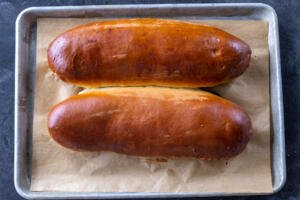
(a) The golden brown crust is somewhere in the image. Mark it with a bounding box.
[47,18,251,88]
[48,87,252,159]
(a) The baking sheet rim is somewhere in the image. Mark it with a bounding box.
[14,3,285,199]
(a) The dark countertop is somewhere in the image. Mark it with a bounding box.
[1,0,299,199]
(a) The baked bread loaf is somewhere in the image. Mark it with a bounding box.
[48,87,252,159]
[47,18,251,88]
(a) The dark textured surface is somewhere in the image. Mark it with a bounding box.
[0,0,299,199]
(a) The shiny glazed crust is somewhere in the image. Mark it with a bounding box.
[48,87,252,159]
[47,18,251,88]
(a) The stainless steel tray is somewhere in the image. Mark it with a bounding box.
[14,3,285,199]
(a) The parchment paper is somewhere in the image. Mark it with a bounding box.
[31,18,272,193]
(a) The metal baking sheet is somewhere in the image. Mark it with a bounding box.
[14,3,285,199]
